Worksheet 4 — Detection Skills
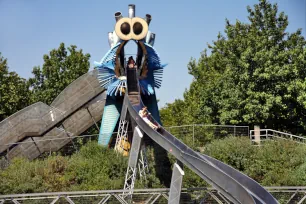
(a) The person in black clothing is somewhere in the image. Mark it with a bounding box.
[127,56,137,69]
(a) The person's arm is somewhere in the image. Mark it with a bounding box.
[143,117,157,129]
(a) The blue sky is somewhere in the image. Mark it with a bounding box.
[0,0,305,107]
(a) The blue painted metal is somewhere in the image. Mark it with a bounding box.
[95,21,167,146]
[107,79,127,96]
[98,96,122,145]
[95,42,121,92]
[139,43,167,95]
[95,40,167,97]
[144,42,167,88]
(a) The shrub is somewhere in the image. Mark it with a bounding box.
[0,142,129,194]
[204,137,306,186]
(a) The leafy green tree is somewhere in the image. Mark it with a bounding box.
[160,99,193,127]
[162,0,306,134]
[29,43,91,105]
[0,53,31,122]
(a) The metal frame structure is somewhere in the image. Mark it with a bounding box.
[168,162,184,204]
[123,65,278,203]
[123,126,144,198]
[0,188,215,204]
[114,119,130,153]
[0,124,249,169]
[138,144,149,182]
[123,166,138,200]
[0,70,106,161]
[1,187,306,203]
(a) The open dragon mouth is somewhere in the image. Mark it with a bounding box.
[94,6,166,97]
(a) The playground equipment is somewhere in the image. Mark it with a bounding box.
[94,5,278,204]
[0,70,106,163]
[96,4,164,146]
[0,4,280,203]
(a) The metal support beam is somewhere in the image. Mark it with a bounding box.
[99,194,111,204]
[86,108,100,131]
[115,95,130,153]
[128,126,143,167]
[50,196,60,204]
[114,120,129,153]
[138,144,149,183]
[218,191,231,204]
[31,137,42,155]
[168,162,184,204]
[61,124,77,152]
[206,191,224,204]
[120,95,129,121]
[115,94,131,155]
[297,194,306,204]
[64,196,75,204]
[123,126,143,198]
[11,199,21,204]
[286,189,298,204]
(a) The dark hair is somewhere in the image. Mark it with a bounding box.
[128,56,135,64]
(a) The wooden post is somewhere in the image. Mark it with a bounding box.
[254,125,261,145]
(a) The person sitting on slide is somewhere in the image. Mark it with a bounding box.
[127,56,137,69]
[139,107,160,131]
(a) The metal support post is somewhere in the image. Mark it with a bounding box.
[168,162,184,204]
[86,108,100,131]
[115,94,130,154]
[138,144,149,183]
[61,124,77,152]
[114,120,129,153]
[123,126,143,198]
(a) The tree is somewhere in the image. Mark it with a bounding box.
[29,43,91,105]
[160,99,190,126]
[163,0,306,134]
[0,53,31,122]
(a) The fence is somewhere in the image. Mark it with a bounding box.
[0,124,249,167]
[166,124,249,148]
[0,187,306,204]
[250,129,306,145]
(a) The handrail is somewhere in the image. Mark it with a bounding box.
[250,129,306,144]
[0,187,305,199]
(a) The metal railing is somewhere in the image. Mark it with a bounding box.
[0,124,249,168]
[166,124,249,148]
[0,187,306,204]
[250,129,306,145]
[0,188,225,204]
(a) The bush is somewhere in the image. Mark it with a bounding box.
[0,142,129,194]
[2,137,306,195]
[65,141,128,191]
[203,137,306,186]
[0,158,44,194]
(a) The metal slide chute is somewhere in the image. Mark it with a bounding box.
[123,67,278,204]
[125,96,278,204]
